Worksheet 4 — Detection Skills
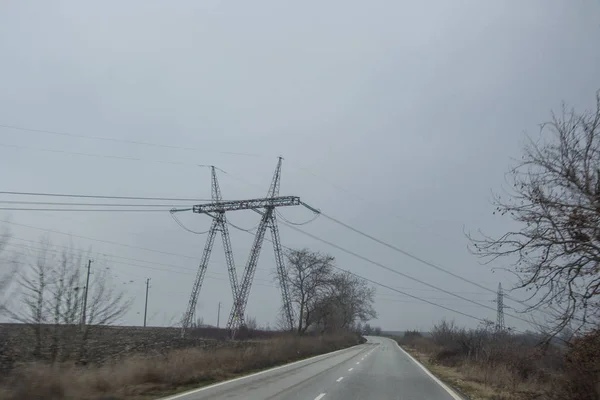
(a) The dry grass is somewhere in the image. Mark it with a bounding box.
[0,332,360,400]
[401,345,545,400]
[393,326,566,400]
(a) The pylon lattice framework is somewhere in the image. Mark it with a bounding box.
[181,158,296,337]
[496,282,505,331]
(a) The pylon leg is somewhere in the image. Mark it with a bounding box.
[226,209,271,335]
[269,213,295,330]
[181,218,218,337]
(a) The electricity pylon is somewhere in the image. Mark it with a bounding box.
[181,166,239,336]
[181,159,298,338]
[496,283,505,332]
[226,158,295,335]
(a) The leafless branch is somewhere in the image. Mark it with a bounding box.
[469,90,600,336]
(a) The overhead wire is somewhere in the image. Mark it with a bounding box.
[0,142,207,167]
[275,217,537,327]
[0,207,173,212]
[314,211,526,305]
[2,240,274,283]
[1,235,271,274]
[226,219,261,233]
[169,210,210,235]
[229,224,491,324]
[275,209,320,226]
[0,200,192,207]
[0,211,535,328]
[0,219,200,260]
[0,123,267,158]
[305,203,546,314]
[0,191,213,202]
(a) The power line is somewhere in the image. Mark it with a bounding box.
[0,124,266,158]
[169,211,210,235]
[313,207,541,312]
[0,207,173,212]
[228,217,498,325]
[0,142,206,167]
[0,256,276,290]
[1,234,271,276]
[276,218,536,327]
[0,200,192,207]
[0,225,505,325]
[0,219,200,260]
[3,242,275,284]
[291,165,468,247]
[0,121,495,261]
[275,209,320,226]
[3,236,488,297]
[0,191,213,202]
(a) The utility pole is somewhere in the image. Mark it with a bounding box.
[217,301,221,328]
[144,278,150,327]
[81,260,92,326]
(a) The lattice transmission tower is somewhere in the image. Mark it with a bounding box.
[496,282,505,332]
[180,166,239,335]
[180,158,298,338]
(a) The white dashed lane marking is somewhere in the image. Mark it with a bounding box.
[348,368,353,372]
[336,377,344,382]
[314,394,326,400]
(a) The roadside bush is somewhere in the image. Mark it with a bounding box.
[404,330,422,339]
[551,329,600,400]
[398,319,566,398]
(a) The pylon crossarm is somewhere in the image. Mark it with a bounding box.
[193,196,300,214]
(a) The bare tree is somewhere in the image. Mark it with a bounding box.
[0,228,17,374]
[17,236,53,358]
[284,249,335,333]
[245,315,258,330]
[469,90,600,336]
[0,227,17,314]
[281,249,377,334]
[313,270,377,332]
[9,237,131,363]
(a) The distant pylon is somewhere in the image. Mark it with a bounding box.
[496,283,505,331]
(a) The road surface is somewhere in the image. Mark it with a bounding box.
[163,336,462,400]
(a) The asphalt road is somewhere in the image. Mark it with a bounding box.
[163,336,462,400]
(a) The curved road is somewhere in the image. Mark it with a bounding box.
[163,336,462,400]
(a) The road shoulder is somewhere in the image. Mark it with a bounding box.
[393,341,470,400]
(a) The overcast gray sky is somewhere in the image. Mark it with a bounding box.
[1,0,599,332]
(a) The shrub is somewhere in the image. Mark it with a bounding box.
[552,329,600,400]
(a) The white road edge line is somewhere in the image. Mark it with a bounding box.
[348,368,354,372]
[314,394,326,400]
[160,345,361,400]
[394,341,463,400]
[336,377,344,382]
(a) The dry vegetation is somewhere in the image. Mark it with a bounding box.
[0,236,373,400]
[395,321,600,400]
[0,328,361,400]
